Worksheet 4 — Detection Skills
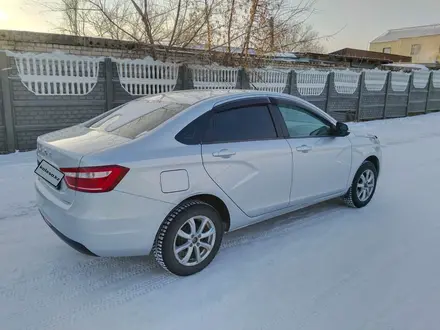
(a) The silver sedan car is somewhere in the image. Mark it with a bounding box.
[35,90,382,276]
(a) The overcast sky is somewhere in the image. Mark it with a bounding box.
[0,0,439,53]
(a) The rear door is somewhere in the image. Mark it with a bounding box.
[201,98,292,218]
[273,101,352,205]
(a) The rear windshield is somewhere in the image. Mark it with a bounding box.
[89,101,189,139]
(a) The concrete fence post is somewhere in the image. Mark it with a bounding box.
[324,72,333,113]
[0,52,16,153]
[425,71,433,113]
[289,70,296,95]
[104,57,113,112]
[405,73,414,117]
[356,71,365,121]
[382,72,391,119]
[237,68,251,89]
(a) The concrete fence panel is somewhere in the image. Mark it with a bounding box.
[327,70,361,122]
[359,71,388,120]
[427,72,440,112]
[0,49,440,154]
[408,71,430,115]
[290,70,329,111]
[384,72,410,118]
[7,54,107,150]
[248,68,290,93]
[189,65,239,90]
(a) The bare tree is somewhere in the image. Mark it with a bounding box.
[34,0,329,63]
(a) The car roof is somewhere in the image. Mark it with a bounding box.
[135,89,301,106]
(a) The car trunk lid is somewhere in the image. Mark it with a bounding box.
[36,125,131,204]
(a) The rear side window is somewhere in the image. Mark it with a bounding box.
[90,102,189,139]
[203,105,277,144]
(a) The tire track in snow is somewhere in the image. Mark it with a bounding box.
[4,257,159,322]
[22,201,348,330]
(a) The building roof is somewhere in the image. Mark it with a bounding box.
[330,48,411,63]
[371,23,440,43]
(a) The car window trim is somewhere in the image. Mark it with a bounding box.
[270,100,337,139]
[202,103,281,145]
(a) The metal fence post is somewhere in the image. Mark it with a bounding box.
[356,71,365,121]
[405,73,413,117]
[425,71,433,113]
[382,72,391,119]
[0,51,16,153]
[104,57,113,111]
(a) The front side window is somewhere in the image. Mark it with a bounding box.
[278,104,331,138]
[203,105,277,143]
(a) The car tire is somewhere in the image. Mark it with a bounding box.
[343,161,378,208]
[153,200,224,276]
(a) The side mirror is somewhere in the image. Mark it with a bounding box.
[334,122,350,137]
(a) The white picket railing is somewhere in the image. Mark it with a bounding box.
[189,65,239,90]
[295,70,329,96]
[7,51,103,96]
[413,71,431,89]
[390,71,411,92]
[333,70,361,94]
[248,68,289,93]
[114,57,179,96]
[364,69,388,92]
[432,71,440,88]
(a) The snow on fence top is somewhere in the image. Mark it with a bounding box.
[364,69,388,92]
[295,70,329,96]
[413,71,430,89]
[391,71,411,92]
[248,68,290,93]
[432,71,440,88]
[333,70,361,94]
[189,65,239,90]
[114,57,179,96]
[7,51,103,96]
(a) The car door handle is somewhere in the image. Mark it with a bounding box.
[212,149,236,158]
[296,145,312,153]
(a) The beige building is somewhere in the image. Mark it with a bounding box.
[370,24,440,66]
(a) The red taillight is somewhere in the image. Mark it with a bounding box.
[60,165,129,193]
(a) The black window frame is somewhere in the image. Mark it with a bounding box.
[175,97,284,145]
[269,98,337,139]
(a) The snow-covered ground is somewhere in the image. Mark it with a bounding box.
[2,113,440,330]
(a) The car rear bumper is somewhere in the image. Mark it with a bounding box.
[36,179,176,257]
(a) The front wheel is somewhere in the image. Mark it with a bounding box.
[153,200,224,276]
[343,161,378,208]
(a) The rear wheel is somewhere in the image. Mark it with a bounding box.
[343,161,378,208]
[153,200,223,276]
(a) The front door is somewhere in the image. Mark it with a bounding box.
[201,103,292,218]
[275,102,352,205]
